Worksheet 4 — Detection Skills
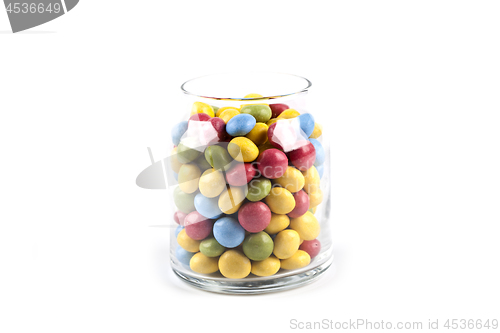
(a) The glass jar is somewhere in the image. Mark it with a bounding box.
[167,72,332,294]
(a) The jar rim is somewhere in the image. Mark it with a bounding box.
[180,72,312,101]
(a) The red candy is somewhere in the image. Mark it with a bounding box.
[189,113,212,122]
[225,163,256,186]
[299,239,321,258]
[288,190,310,218]
[209,117,227,141]
[173,211,188,226]
[269,104,289,118]
[267,122,283,150]
[288,141,316,171]
[256,148,288,179]
[184,211,213,240]
[238,202,272,233]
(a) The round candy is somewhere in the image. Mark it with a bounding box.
[194,193,223,219]
[245,122,268,146]
[198,168,226,198]
[225,163,256,186]
[205,145,233,171]
[209,117,227,141]
[244,93,263,98]
[273,166,305,193]
[316,164,324,179]
[199,237,225,257]
[171,121,188,146]
[266,118,278,126]
[189,113,212,122]
[308,188,323,208]
[191,101,214,117]
[240,104,272,123]
[226,114,256,136]
[174,225,184,238]
[176,246,195,266]
[178,163,201,194]
[287,190,310,218]
[251,255,281,277]
[302,166,320,194]
[280,250,311,270]
[173,186,196,214]
[256,148,288,179]
[184,211,213,240]
[273,229,300,259]
[265,187,295,214]
[218,249,251,279]
[246,177,272,202]
[242,231,274,261]
[264,213,290,234]
[228,137,259,162]
[194,153,213,171]
[173,211,187,226]
[213,217,245,248]
[238,202,272,233]
[177,228,201,252]
[309,138,325,166]
[288,140,316,171]
[170,147,183,173]
[269,103,289,118]
[176,142,201,164]
[289,211,320,241]
[266,122,283,150]
[310,122,322,139]
[218,187,246,214]
[277,109,300,119]
[216,106,239,117]
[219,108,240,124]
[190,252,219,274]
[297,113,315,137]
[299,239,321,259]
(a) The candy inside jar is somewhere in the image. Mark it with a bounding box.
[167,73,332,294]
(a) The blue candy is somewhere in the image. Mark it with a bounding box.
[175,225,184,238]
[316,164,324,179]
[172,121,189,146]
[213,217,245,248]
[309,138,325,166]
[173,172,178,181]
[298,113,315,137]
[176,246,195,267]
[226,114,256,136]
[194,193,223,219]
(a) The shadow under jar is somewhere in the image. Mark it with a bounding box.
[168,72,333,294]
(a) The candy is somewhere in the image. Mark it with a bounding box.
[238,202,272,233]
[173,186,196,214]
[184,211,213,240]
[170,147,183,173]
[172,121,188,146]
[198,168,226,198]
[297,113,315,137]
[199,237,225,257]
[277,109,300,119]
[269,103,289,118]
[266,122,282,149]
[308,188,323,209]
[244,93,263,98]
[191,101,215,118]
[302,165,320,193]
[246,177,272,202]
[177,228,201,252]
[175,225,184,238]
[225,163,256,186]
[309,138,325,166]
[272,166,305,193]
[194,153,213,171]
[251,255,281,276]
[266,118,278,126]
[228,137,259,162]
[213,217,245,248]
[273,229,300,259]
[287,190,310,218]
[218,249,251,279]
[316,164,324,179]
[216,106,239,117]
[288,140,316,171]
[245,122,268,146]
[219,108,240,124]
[176,246,195,266]
[190,252,219,274]
[299,239,321,259]
[209,117,227,141]
[310,122,322,139]
[173,211,187,226]
[205,145,233,171]
[218,186,246,214]
[178,164,201,194]
[280,250,311,270]
[265,187,295,214]
[242,231,274,261]
[176,142,201,164]
[264,213,290,234]
[226,114,256,136]
[289,211,320,241]
[256,148,288,179]
[240,104,272,123]
[189,113,212,122]
[194,193,223,219]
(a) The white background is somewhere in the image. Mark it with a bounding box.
[1,1,499,332]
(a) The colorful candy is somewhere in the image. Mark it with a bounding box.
[218,249,251,279]
[251,255,281,276]
[299,239,321,259]
[199,237,226,257]
[177,228,201,252]
[218,187,246,214]
[198,168,226,198]
[191,101,215,117]
[173,186,196,214]
[288,140,316,171]
[238,202,271,233]
[184,211,213,240]
[273,229,300,259]
[171,121,188,146]
[246,177,272,202]
[225,163,256,186]
[280,250,311,270]
[269,103,289,118]
[205,145,233,171]
[289,211,320,241]
[228,137,259,162]
[265,187,295,214]
[245,122,268,146]
[213,217,245,248]
[309,138,325,166]
[176,246,195,266]
[264,213,290,234]
[273,166,305,193]
[242,231,274,261]
[256,148,288,179]
[194,193,223,219]
[240,104,272,123]
[297,113,315,137]
[287,190,310,218]
[226,114,256,136]
[178,163,201,193]
[190,252,219,274]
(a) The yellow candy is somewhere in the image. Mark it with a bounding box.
[280,250,311,270]
[218,186,246,214]
[289,211,320,241]
[219,250,251,279]
[273,166,305,193]
[191,101,214,117]
[170,147,182,173]
[258,142,275,154]
[178,164,201,194]
[244,93,263,98]
[264,214,290,234]
[308,188,323,208]
[277,109,300,119]
[273,229,300,259]
[190,252,219,274]
[198,168,226,198]
[177,229,201,252]
[245,122,268,146]
[310,123,323,139]
[266,118,278,126]
[216,106,239,117]
[265,187,295,214]
[302,166,320,194]
[228,137,259,162]
[219,109,240,124]
[251,255,281,277]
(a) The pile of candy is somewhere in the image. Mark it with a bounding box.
[171,94,325,279]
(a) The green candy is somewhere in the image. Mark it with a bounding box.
[240,104,272,123]
[205,145,233,171]
[177,142,201,164]
[199,237,225,257]
[194,153,212,171]
[212,106,219,114]
[246,178,272,202]
[242,231,274,261]
[173,186,196,213]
